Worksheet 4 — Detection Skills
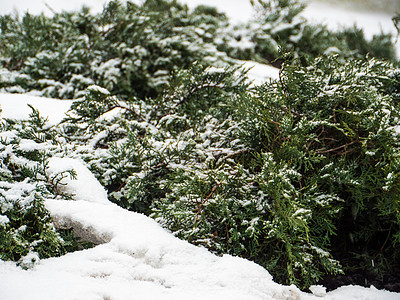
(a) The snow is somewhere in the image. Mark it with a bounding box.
[1,96,400,299]
[0,215,9,225]
[0,180,37,207]
[393,125,400,135]
[0,93,72,125]
[46,157,110,205]
[18,139,49,152]
[303,2,400,57]
[309,285,327,297]
[240,60,280,83]
[87,85,111,95]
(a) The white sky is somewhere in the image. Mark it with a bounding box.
[0,0,106,15]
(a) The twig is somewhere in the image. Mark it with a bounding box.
[225,223,230,251]
[170,83,225,112]
[98,100,145,122]
[315,140,359,155]
[195,182,220,222]
[44,2,57,15]
[374,228,392,259]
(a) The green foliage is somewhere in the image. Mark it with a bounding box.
[1,0,397,101]
[233,55,400,286]
[394,14,400,52]
[0,107,82,267]
[67,64,249,213]
[68,56,400,289]
[0,0,229,99]
[221,0,398,66]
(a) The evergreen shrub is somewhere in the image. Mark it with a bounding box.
[71,56,400,288]
[149,56,400,288]
[1,0,400,291]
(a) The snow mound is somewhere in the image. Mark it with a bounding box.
[240,60,280,84]
[0,93,72,124]
[0,157,296,300]
[1,157,399,299]
[46,157,110,205]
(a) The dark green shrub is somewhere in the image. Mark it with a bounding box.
[59,47,400,290]
[231,55,400,287]
[0,107,82,267]
[0,0,228,99]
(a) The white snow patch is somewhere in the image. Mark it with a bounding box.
[86,85,110,95]
[0,157,292,300]
[0,93,72,124]
[97,107,124,122]
[309,285,326,297]
[18,252,40,270]
[18,139,52,152]
[46,157,109,205]
[0,180,37,207]
[392,125,400,135]
[239,60,280,84]
[0,215,9,225]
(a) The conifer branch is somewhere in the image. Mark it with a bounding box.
[170,83,225,111]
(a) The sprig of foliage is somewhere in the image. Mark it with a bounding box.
[0,106,82,267]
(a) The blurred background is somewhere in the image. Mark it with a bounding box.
[0,0,398,53]
[1,0,400,16]
[312,0,400,13]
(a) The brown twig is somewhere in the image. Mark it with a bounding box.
[315,140,359,155]
[195,182,220,222]
[225,222,230,251]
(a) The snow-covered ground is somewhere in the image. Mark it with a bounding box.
[1,94,400,300]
